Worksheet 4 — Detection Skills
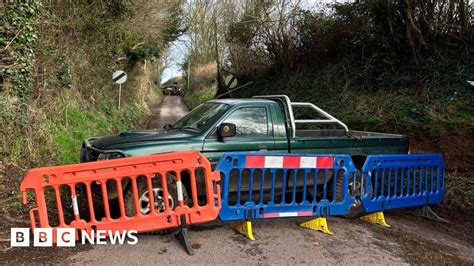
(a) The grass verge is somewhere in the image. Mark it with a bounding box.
[182,84,217,110]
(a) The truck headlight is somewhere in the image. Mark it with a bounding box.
[97,153,110,160]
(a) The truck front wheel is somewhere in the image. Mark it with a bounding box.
[124,177,188,234]
[331,170,373,218]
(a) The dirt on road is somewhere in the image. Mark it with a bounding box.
[2,96,473,265]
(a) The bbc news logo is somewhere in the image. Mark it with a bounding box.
[11,228,138,247]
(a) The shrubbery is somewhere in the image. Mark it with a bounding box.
[223,1,474,138]
[0,1,180,211]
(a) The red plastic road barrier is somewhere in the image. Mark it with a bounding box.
[20,151,220,236]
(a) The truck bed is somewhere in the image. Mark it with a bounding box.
[291,129,409,158]
[296,129,405,139]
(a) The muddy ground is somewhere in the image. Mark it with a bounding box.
[1,96,473,265]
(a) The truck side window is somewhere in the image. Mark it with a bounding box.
[224,107,268,137]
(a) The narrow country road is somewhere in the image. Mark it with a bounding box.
[147,96,188,129]
[62,96,473,265]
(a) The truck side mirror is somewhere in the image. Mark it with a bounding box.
[218,123,236,138]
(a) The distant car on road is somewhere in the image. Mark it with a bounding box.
[162,85,182,96]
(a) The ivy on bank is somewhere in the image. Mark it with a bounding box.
[1,2,41,100]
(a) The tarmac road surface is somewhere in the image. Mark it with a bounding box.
[64,214,473,265]
[146,95,188,129]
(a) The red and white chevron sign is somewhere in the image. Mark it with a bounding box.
[245,155,334,169]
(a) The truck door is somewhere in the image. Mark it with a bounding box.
[202,106,275,164]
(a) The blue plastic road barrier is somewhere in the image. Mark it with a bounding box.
[359,154,445,213]
[215,152,357,221]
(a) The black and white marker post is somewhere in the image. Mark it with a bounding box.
[112,70,127,109]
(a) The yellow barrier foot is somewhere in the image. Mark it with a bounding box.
[300,217,334,235]
[232,221,255,240]
[360,212,391,228]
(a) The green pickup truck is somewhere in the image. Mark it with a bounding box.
[81,95,408,166]
[80,95,408,217]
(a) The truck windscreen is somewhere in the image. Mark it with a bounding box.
[172,102,229,132]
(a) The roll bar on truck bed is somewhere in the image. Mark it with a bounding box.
[252,95,350,138]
